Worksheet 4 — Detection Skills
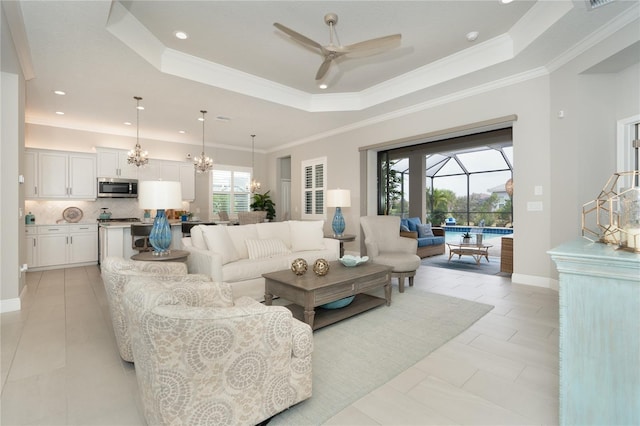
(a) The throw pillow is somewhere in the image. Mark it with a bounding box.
[256,222,291,248]
[226,225,259,259]
[201,226,239,265]
[289,220,325,251]
[417,223,434,238]
[190,225,208,250]
[406,217,421,232]
[400,224,410,232]
[246,239,291,260]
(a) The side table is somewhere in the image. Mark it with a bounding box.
[324,234,356,258]
[131,249,189,262]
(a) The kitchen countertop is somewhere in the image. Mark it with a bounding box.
[99,221,183,228]
[26,222,97,227]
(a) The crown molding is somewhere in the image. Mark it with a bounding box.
[105,0,565,113]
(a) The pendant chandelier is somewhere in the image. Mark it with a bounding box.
[194,110,213,173]
[250,134,261,193]
[127,96,149,167]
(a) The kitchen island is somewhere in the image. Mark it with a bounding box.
[98,221,184,264]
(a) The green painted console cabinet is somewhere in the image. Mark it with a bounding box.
[549,238,640,425]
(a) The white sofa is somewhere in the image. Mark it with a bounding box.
[182,220,340,300]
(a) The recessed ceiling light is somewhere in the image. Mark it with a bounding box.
[55,111,64,115]
[178,130,186,134]
[53,90,66,95]
[319,83,328,90]
[124,121,132,126]
[466,31,479,42]
[174,31,188,40]
[500,0,514,4]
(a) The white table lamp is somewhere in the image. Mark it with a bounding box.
[138,181,183,254]
[326,189,351,237]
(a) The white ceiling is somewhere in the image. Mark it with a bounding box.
[8,0,639,153]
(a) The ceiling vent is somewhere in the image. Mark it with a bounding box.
[586,0,615,10]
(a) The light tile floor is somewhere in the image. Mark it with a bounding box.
[1,264,558,425]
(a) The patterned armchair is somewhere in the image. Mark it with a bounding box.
[101,256,212,362]
[123,277,313,426]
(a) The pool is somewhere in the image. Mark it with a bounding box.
[443,227,513,244]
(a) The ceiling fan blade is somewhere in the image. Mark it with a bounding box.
[315,57,333,80]
[274,23,322,50]
[344,34,401,53]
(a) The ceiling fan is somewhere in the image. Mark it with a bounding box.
[274,13,401,81]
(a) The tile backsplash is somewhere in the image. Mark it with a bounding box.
[24,199,191,224]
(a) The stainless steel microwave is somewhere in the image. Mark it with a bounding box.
[97,178,138,198]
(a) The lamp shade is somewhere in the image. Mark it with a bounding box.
[138,181,183,210]
[326,189,351,207]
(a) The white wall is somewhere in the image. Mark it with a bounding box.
[1,3,27,312]
[266,20,639,288]
[267,76,552,283]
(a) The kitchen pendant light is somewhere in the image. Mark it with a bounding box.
[249,134,261,193]
[127,96,149,167]
[194,110,213,173]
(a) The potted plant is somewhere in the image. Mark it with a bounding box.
[462,231,472,244]
[250,190,276,221]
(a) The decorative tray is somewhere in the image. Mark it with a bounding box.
[339,255,369,267]
[62,206,83,223]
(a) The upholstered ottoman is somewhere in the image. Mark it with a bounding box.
[371,252,421,292]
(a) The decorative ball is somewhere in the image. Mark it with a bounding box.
[291,258,308,275]
[313,258,330,276]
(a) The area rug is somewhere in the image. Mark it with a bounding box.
[421,254,503,276]
[268,290,493,425]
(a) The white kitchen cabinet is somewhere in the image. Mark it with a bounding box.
[28,224,98,270]
[180,163,195,201]
[25,226,38,268]
[38,232,68,267]
[68,224,98,263]
[97,148,138,179]
[160,162,180,181]
[38,152,68,198]
[136,159,161,181]
[137,160,195,201]
[24,150,38,198]
[69,154,97,198]
[36,150,96,199]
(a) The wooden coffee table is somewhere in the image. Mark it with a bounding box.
[263,261,392,330]
[447,243,493,265]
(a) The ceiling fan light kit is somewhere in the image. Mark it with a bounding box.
[274,12,401,81]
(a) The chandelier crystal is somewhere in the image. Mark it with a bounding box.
[194,110,213,173]
[250,134,261,193]
[127,96,149,167]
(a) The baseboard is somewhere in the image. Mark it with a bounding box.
[28,261,97,272]
[511,273,558,291]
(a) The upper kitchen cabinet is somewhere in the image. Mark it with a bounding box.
[97,148,138,179]
[136,158,161,181]
[179,163,195,201]
[26,149,97,200]
[24,150,38,198]
[137,159,195,201]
